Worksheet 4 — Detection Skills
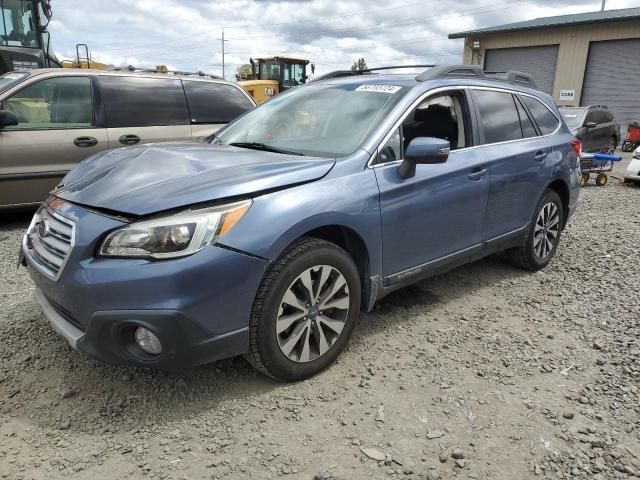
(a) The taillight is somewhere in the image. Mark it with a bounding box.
[571,137,582,157]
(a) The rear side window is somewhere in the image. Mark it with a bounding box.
[182,81,253,124]
[99,76,189,128]
[515,97,538,138]
[472,90,522,144]
[520,95,560,135]
[603,111,614,122]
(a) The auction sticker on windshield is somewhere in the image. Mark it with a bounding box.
[356,85,402,93]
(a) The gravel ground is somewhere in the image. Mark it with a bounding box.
[1,177,639,480]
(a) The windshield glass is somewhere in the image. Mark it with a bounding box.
[559,108,585,128]
[0,70,28,91]
[0,0,39,48]
[216,83,408,157]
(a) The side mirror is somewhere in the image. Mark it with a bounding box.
[0,110,18,129]
[399,137,450,179]
[585,121,597,129]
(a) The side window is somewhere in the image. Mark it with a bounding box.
[604,111,614,123]
[584,111,597,125]
[402,93,469,151]
[520,95,560,135]
[182,81,254,124]
[515,97,538,138]
[3,76,92,129]
[472,90,522,144]
[377,127,402,164]
[99,76,189,128]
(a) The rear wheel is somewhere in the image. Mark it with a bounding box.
[595,173,608,186]
[245,238,361,381]
[507,189,564,271]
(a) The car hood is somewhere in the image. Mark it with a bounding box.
[55,143,335,216]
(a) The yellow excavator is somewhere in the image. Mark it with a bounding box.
[238,56,314,103]
[61,44,107,69]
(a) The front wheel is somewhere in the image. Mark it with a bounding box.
[245,238,361,381]
[507,189,564,271]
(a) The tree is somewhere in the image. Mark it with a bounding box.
[351,58,368,72]
[236,64,253,80]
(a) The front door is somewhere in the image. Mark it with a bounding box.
[373,91,490,284]
[0,75,108,207]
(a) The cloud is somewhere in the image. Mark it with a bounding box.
[48,0,638,77]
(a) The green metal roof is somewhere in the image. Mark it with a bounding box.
[449,7,640,39]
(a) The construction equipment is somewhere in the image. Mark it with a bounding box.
[238,56,314,103]
[61,43,107,69]
[0,0,60,74]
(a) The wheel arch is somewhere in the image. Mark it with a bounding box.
[545,178,570,228]
[277,223,374,312]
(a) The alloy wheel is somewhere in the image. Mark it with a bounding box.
[276,265,350,363]
[534,202,560,259]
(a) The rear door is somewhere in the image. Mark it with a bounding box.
[182,80,255,138]
[472,88,554,240]
[0,75,108,207]
[98,75,190,149]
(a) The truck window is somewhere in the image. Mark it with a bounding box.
[1,0,38,48]
[98,76,189,128]
[182,81,253,124]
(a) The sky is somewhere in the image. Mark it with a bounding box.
[48,0,639,79]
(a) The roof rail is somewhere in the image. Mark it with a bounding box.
[108,65,223,80]
[415,64,538,88]
[484,70,537,88]
[314,64,436,82]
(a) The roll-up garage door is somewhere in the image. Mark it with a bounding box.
[484,45,559,95]
[581,38,640,130]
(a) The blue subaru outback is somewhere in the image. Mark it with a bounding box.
[21,65,581,381]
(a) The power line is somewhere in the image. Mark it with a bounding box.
[91,0,540,61]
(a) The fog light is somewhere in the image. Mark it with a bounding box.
[134,327,162,355]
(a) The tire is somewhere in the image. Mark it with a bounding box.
[245,238,361,381]
[622,141,634,152]
[595,173,608,187]
[580,173,590,187]
[507,189,564,271]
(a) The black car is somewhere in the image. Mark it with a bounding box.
[559,105,621,153]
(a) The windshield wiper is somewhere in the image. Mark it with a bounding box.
[228,142,304,156]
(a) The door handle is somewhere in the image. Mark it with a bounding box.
[119,134,141,146]
[468,167,488,180]
[534,151,548,162]
[73,136,98,147]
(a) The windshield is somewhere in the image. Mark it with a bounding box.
[0,70,28,91]
[559,108,585,128]
[216,83,408,157]
[0,0,39,48]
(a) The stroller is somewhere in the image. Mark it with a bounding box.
[622,121,640,152]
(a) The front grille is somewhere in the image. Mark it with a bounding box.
[24,206,75,281]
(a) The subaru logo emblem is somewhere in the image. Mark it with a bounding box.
[38,220,51,238]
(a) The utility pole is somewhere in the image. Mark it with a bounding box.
[221,28,226,79]
[601,0,606,11]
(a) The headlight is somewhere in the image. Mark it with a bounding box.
[99,200,251,259]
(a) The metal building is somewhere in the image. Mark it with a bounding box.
[449,8,640,129]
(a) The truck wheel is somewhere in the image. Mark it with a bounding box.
[245,238,361,381]
[507,189,564,271]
